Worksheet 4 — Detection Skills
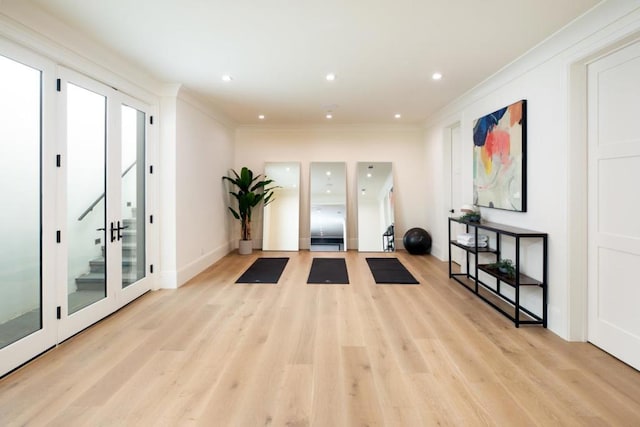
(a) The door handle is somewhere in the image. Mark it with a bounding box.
[115,221,130,241]
[109,221,117,242]
[108,221,130,242]
[449,209,455,214]
[117,221,129,241]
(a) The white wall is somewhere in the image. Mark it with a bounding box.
[235,125,425,250]
[171,89,235,287]
[422,1,640,339]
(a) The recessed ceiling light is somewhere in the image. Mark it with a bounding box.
[326,73,336,81]
[222,74,233,82]
[394,113,402,119]
[326,171,332,176]
[367,173,372,178]
[326,189,331,194]
[326,112,333,119]
[432,72,443,80]
[258,114,265,120]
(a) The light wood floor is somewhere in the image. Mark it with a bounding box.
[1,251,640,426]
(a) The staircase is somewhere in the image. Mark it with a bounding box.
[75,217,140,290]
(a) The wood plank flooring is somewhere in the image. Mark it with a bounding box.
[1,251,640,426]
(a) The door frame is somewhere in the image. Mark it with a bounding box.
[118,96,154,307]
[567,33,640,342]
[442,121,464,265]
[0,30,158,380]
[56,67,121,342]
[56,67,154,342]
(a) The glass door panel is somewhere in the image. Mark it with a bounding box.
[0,55,42,348]
[121,105,145,288]
[66,83,107,314]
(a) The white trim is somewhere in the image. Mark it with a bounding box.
[158,93,179,289]
[159,270,178,290]
[178,86,238,129]
[423,1,640,128]
[175,244,230,287]
[0,2,161,104]
[566,30,640,341]
[237,123,423,134]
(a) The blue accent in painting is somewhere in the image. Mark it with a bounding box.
[473,107,507,147]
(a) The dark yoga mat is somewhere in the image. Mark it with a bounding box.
[236,257,289,284]
[307,258,349,284]
[366,258,419,284]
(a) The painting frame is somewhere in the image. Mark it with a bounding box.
[472,99,527,212]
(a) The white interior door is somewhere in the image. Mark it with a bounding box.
[587,41,640,370]
[449,123,464,265]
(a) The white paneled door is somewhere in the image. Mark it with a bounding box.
[449,123,464,266]
[587,41,640,370]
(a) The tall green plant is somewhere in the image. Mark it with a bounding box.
[223,167,276,241]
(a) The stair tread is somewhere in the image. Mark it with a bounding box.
[90,257,137,265]
[76,271,141,283]
[77,216,141,288]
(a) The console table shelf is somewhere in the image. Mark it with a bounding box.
[448,217,548,327]
[477,265,543,287]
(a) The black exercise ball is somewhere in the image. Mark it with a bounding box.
[403,228,432,255]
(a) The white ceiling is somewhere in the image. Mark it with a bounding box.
[27,0,600,125]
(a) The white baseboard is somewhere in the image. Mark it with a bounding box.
[175,243,230,287]
[158,242,232,289]
[430,243,445,261]
[159,270,178,289]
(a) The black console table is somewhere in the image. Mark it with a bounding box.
[448,217,548,327]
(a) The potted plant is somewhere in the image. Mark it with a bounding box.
[223,167,276,254]
[459,211,481,223]
[487,258,516,279]
[459,204,481,223]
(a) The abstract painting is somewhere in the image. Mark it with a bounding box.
[473,99,527,212]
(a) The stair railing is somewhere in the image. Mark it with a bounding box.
[77,160,137,221]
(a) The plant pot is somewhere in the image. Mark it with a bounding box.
[238,239,253,255]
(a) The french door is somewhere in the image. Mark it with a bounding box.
[57,68,152,341]
[0,41,57,377]
[0,46,152,377]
